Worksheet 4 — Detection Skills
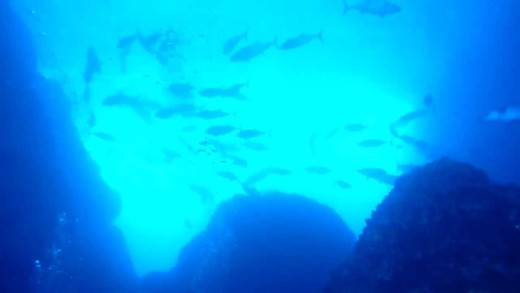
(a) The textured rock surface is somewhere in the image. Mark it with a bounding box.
[140,193,356,293]
[0,3,135,292]
[326,158,520,292]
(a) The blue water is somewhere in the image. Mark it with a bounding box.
[1,0,519,291]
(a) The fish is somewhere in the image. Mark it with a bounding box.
[344,123,369,132]
[358,168,398,185]
[83,46,101,84]
[117,33,138,49]
[277,30,323,50]
[199,82,248,99]
[103,92,161,119]
[168,82,194,99]
[305,166,331,174]
[137,30,163,53]
[237,129,267,139]
[423,94,434,107]
[243,141,269,152]
[87,111,96,129]
[243,168,292,187]
[222,28,249,55]
[484,107,520,122]
[324,126,342,139]
[227,155,248,168]
[216,171,240,182]
[335,180,352,189]
[205,139,240,155]
[189,184,214,204]
[391,109,428,129]
[205,125,237,136]
[219,83,248,99]
[229,39,276,62]
[162,148,180,163]
[398,135,429,151]
[195,109,230,120]
[309,133,320,155]
[155,104,196,119]
[91,131,116,142]
[343,0,402,17]
[358,139,387,147]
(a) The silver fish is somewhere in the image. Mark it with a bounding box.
[237,129,267,139]
[205,125,237,136]
[168,82,194,99]
[243,168,291,187]
[222,28,249,55]
[278,30,323,50]
[305,166,331,174]
[358,139,387,147]
[230,39,276,62]
[358,168,397,185]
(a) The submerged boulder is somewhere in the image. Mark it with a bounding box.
[326,158,520,292]
[141,193,356,293]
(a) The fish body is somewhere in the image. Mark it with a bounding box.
[243,141,269,152]
[336,180,352,189]
[230,39,275,62]
[198,88,221,98]
[423,94,434,107]
[205,125,237,136]
[216,171,239,182]
[358,139,386,147]
[343,0,401,17]
[227,155,248,168]
[196,109,230,119]
[168,82,194,99]
[220,83,248,99]
[137,30,163,53]
[199,82,248,99]
[237,129,267,139]
[84,46,101,84]
[155,104,196,119]
[278,30,323,50]
[305,166,331,174]
[358,168,397,185]
[92,131,116,142]
[117,33,138,49]
[485,107,520,122]
[243,168,291,187]
[391,109,428,129]
[189,184,214,204]
[162,149,180,163]
[344,123,369,132]
[222,28,249,55]
[205,139,239,155]
[398,135,429,150]
[103,93,161,120]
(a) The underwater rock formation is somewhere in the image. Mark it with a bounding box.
[0,2,135,292]
[326,158,520,292]
[140,193,356,293]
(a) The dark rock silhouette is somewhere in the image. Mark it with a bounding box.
[326,158,520,292]
[140,193,356,293]
[0,2,136,292]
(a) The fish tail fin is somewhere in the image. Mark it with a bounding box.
[317,29,324,42]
